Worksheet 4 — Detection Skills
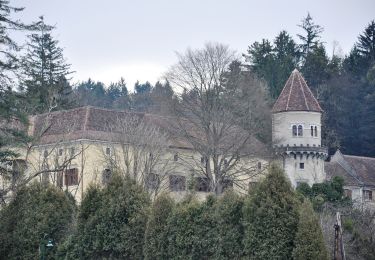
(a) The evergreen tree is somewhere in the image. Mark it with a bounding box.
[297,13,324,58]
[0,182,75,259]
[272,31,300,97]
[144,194,175,260]
[0,1,37,201]
[70,174,150,259]
[167,196,217,259]
[214,190,244,259]
[292,200,329,260]
[112,77,131,109]
[301,43,329,96]
[243,164,299,259]
[132,81,154,112]
[74,79,110,108]
[356,20,375,66]
[21,17,73,113]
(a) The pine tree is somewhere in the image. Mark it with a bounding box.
[243,164,299,259]
[21,17,72,113]
[0,1,37,202]
[144,194,175,260]
[297,13,324,58]
[292,200,329,260]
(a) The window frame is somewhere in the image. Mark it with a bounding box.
[169,175,186,192]
[363,190,373,201]
[299,163,305,170]
[64,168,78,186]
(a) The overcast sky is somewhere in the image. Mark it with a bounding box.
[14,0,375,89]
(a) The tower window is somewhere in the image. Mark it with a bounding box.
[314,126,318,137]
[297,125,303,136]
[292,125,297,136]
[311,126,314,137]
[299,163,305,169]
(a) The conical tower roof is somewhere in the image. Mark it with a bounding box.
[272,69,322,113]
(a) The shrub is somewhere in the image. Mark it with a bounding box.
[144,193,175,260]
[0,182,75,259]
[243,164,299,259]
[69,174,151,259]
[292,200,329,260]
[167,196,216,259]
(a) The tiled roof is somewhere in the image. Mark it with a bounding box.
[29,106,267,155]
[272,69,323,113]
[325,150,375,187]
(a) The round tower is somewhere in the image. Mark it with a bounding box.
[272,69,328,187]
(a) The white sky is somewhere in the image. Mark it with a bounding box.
[14,0,375,89]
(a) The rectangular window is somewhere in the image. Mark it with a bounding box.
[248,181,258,191]
[169,175,186,192]
[105,147,111,156]
[64,168,78,186]
[299,163,305,169]
[102,169,112,185]
[146,173,160,190]
[344,189,352,200]
[195,177,210,192]
[56,171,63,188]
[58,148,63,156]
[174,153,178,161]
[70,147,75,157]
[223,178,233,191]
[363,190,373,201]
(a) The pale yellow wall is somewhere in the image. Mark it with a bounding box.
[3,140,268,203]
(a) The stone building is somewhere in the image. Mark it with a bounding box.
[272,69,328,187]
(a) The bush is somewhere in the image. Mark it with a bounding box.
[144,193,175,260]
[213,190,244,259]
[166,196,217,259]
[68,174,151,259]
[0,182,75,259]
[243,164,299,259]
[292,200,329,260]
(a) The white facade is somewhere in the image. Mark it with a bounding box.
[273,111,327,187]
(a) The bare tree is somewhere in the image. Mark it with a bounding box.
[105,113,177,198]
[166,43,271,194]
[0,111,88,204]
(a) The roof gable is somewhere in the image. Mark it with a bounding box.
[272,69,323,113]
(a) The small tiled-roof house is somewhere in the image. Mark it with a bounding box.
[326,150,375,207]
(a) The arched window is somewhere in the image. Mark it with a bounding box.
[292,125,297,136]
[298,125,303,136]
[314,126,318,137]
[311,126,314,136]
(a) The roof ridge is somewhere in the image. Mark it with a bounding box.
[286,70,296,110]
[300,74,322,111]
[297,73,309,110]
[273,71,294,111]
[344,154,375,161]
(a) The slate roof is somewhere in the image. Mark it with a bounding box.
[272,69,323,113]
[325,150,375,187]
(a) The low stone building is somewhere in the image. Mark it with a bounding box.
[326,150,375,208]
